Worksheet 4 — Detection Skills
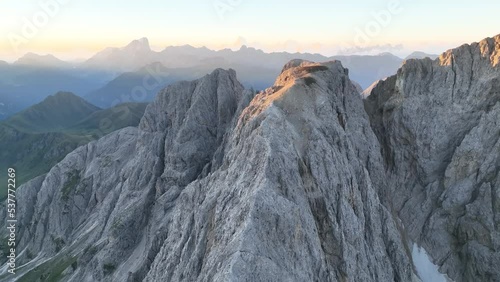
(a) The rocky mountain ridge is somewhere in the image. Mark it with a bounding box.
[1,34,499,281]
[1,61,415,282]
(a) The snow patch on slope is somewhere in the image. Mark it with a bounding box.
[412,244,448,282]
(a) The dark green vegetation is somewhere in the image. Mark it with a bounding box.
[0,92,147,199]
[4,92,100,132]
[61,170,81,201]
[103,263,116,275]
[15,254,77,282]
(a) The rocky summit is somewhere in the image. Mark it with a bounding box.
[1,34,499,282]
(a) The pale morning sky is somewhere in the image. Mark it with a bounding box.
[1,0,499,62]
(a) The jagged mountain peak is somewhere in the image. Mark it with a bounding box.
[438,33,500,67]
[241,60,352,122]
[140,67,241,134]
[280,58,314,72]
[124,37,151,52]
[277,60,345,81]
[84,37,156,71]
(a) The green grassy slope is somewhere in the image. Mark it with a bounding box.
[5,92,101,132]
[0,95,147,199]
[69,102,147,134]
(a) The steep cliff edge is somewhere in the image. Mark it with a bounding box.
[3,34,499,282]
[1,62,416,281]
[143,60,414,281]
[365,34,500,281]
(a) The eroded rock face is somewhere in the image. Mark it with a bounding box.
[1,62,416,281]
[3,34,499,282]
[144,60,415,281]
[0,69,249,281]
[365,34,500,281]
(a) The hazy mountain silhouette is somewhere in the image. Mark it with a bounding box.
[84,37,156,72]
[0,64,109,119]
[84,38,405,88]
[1,38,413,115]
[14,53,72,68]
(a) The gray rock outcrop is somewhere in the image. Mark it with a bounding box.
[365,34,500,281]
[1,62,416,281]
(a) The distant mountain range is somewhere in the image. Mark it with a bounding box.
[80,39,413,107]
[0,63,110,119]
[0,92,147,199]
[81,38,406,90]
[5,92,100,132]
[14,52,72,68]
[84,62,181,108]
[0,38,445,115]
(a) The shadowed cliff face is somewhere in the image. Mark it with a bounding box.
[365,34,500,282]
[2,34,499,282]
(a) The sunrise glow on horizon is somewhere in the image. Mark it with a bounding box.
[1,0,500,61]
